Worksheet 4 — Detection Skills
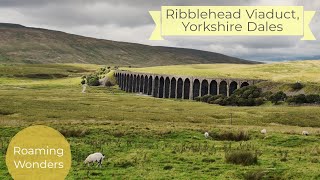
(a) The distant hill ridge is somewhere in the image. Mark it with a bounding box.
[0,23,26,28]
[0,23,258,66]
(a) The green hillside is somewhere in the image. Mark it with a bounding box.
[0,23,257,66]
[124,60,320,94]
[123,61,320,83]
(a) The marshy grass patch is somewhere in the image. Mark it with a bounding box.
[211,130,250,141]
[225,150,258,166]
[14,73,69,79]
[0,109,15,116]
[267,135,319,148]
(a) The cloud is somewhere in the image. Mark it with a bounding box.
[0,0,319,61]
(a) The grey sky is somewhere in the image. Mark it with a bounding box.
[0,0,319,61]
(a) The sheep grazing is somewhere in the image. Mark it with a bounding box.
[302,131,309,136]
[84,152,105,167]
[204,132,210,139]
[261,129,267,134]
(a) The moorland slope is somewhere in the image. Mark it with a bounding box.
[0,23,257,66]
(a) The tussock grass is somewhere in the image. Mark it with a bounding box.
[0,109,15,116]
[211,131,250,141]
[244,169,267,180]
[225,150,258,166]
[59,129,90,138]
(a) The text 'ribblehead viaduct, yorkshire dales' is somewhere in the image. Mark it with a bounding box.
[115,71,261,100]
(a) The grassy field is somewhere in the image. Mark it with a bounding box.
[124,60,320,94]
[0,64,320,179]
[124,60,320,83]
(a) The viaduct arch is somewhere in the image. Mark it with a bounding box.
[115,71,260,100]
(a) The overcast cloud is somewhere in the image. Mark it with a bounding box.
[0,0,319,62]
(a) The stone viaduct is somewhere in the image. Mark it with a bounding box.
[114,71,260,100]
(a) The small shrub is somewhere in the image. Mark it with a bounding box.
[201,86,265,106]
[286,94,320,104]
[201,94,213,103]
[254,97,264,106]
[234,86,262,99]
[214,97,228,106]
[225,150,258,166]
[208,95,225,104]
[84,67,115,87]
[211,131,250,141]
[100,67,106,72]
[86,75,100,86]
[305,94,320,104]
[113,132,125,137]
[286,94,306,104]
[261,91,273,100]
[207,96,215,103]
[163,165,173,170]
[280,157,287,162]
[269,91,287,104]
[291,82,304,90]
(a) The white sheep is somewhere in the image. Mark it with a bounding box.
[261,129,267,134]
[302,131,309,136]
[84,152,105,167]
[204,132,210,139]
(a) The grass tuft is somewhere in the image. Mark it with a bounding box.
[0,109,15,116]
[115,160,135,168]
[211,131,250,141]
[163,165,173,170]
[244,169,266,180]
[59,129,90,138]
[225,150,258,166]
